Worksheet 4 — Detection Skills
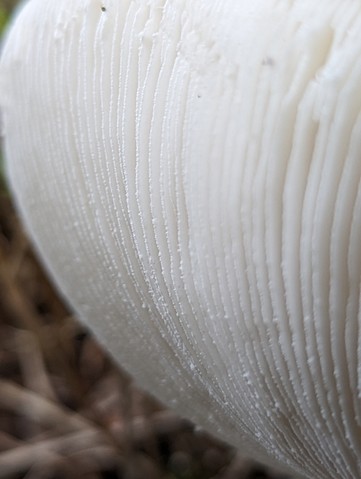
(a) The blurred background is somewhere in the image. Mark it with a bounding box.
[0,2,290,478]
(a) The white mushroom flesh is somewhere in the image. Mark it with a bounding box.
[1,1,361,477]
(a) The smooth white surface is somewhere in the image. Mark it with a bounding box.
[1,1,361,477]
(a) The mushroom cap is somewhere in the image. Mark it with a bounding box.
[1,1,361,477]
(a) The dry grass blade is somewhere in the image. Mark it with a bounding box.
[0,379,96,433]
[0,429,112,478]
[15,328,57,400]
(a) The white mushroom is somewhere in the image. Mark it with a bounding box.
[1,1,361,478]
